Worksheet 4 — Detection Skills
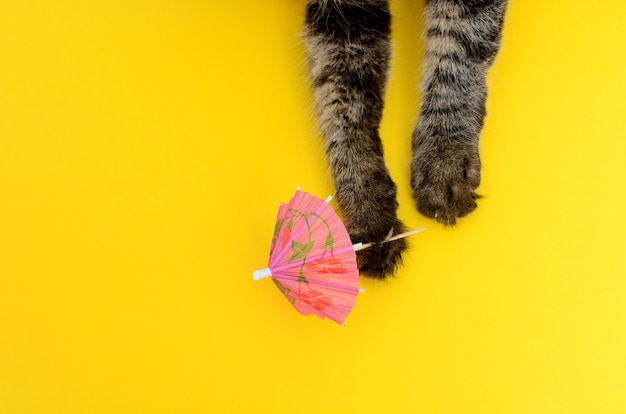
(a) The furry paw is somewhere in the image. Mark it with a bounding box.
[411,146,481,225]
[351,220,408,279]
[335,172,408,279]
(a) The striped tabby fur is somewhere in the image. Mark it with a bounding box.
[304,0,508,278]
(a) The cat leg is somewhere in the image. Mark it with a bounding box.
[304,0,407,278]
[411,0,507,225]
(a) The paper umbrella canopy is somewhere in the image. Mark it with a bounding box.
[253,188,423,325]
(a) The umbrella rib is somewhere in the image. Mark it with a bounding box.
[269,243,356,274]
[273,274,361,293]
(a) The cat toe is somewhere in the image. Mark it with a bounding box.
[415,185,479,225]
[411,149,481,225]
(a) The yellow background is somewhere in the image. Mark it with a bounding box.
[2,1,626,413]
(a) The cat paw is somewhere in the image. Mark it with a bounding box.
[411,146,481,225]
[351,219,408,279]
[334,176,409,278]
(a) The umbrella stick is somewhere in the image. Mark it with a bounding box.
[353,228,426,252]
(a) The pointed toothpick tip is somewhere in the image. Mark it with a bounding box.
[386,228,427,242]
[353,228,426,251]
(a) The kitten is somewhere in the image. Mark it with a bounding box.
[304,0,507,278]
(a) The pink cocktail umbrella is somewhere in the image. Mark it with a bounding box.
[253,188,424,325]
